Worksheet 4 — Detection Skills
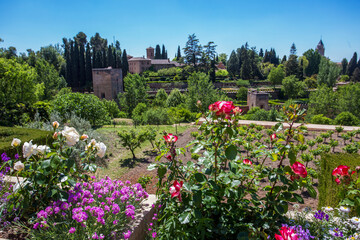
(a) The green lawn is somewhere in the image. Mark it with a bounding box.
[96,124,192,179]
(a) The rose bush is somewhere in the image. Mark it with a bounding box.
[148,103,316,239]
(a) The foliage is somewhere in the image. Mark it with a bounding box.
[317,57,341,87]
[118,129,147,159]
[0,58,38,126]
[303,49,321,76]
[337,83,360,119]
[318,154,360,210]
[51,93,110,126]
[0,125,106,218]
[268,64,285,86]
[154,89,168,107]
[167,107,196,124]
[149,103,315,239]
[281,75,306,99]
[215,70,229,78]
[102,99,121,118]
[29,177,148,239]
[142,108,172,125]
[183,34,202,67]
[334,112,359,126]
[308,85,338,118]
[132,103,147,126]
[310,114,333,125]
[166,89,186,107]
[236,87,248,101]
[304,76,317,89]
[118,74,148,116]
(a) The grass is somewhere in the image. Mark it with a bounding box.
[96,124,192,180]
[318,153,360,210]
[0,126,53,157]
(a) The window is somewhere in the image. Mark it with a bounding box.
[101,93,105,99]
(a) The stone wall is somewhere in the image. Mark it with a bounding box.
[92,68,123,100]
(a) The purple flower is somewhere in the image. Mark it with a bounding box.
[33,222,40,229]
[37,210,48,219]
[314,210,329,221]
[69,227,76,233]
[1,153,10,162]
[14,154,19,159]
[152,232,157,238]
[92,232,99,239]
[329,228,343,237]
[123,230,131,239]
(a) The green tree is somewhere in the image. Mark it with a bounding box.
[227,50,239,77]
[236,87,248,101]
[284,55,299,77]
[337,83,360,118]
[281,75,305,99]
[39,45,65,72]
[346,52,357,77]
[351,67,360,82]
[218,53,227,65]
[177,46,182,59]
[183,33,202,67]
[79,43,86,89]
[154,89,168,107]
[290,43,297,55]
[308,85,338,118]
[132,103,147,126]
[317,57,341,87]
[186,72,222,112]
[166,88,185,107]
[341,58,348,75]
[71,40,80,88]
[85,43,92,91]
[119,74,148,115]
[118,129,147,159]
[268,64,285,87]
[259,48,264,58]
[0,58,37,125]
[240,50,252,80]
[303,49,321,76]
[162,44,167,59]
[155,45,161,59]
[122,49,129,77]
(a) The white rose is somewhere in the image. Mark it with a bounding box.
[14,161,24,171]
[61,126,80,146]
[37,145,50,155]
[11,138,21,147]
[22,140,38,159]
[95,142,106,158]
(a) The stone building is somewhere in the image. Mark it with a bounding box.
[92,67,123,100]
[128,47,182,74]
[316,39,325,56]
[247,90,270,110]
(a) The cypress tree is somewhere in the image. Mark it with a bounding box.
[177,46,181,59]
[263,50,270,63]
[227,50,239,77]
[347,52,358,77]
[63,38,72,87]
[341,58,348,75]
[281,55,287,64]
[259,48,264,58]
[107,45,114,67]
[122,49,129,77]
[162,44,166,59]
[209,60,216,83]
[85,43,92,91]
[72,40,80,88]
[79,43,86,90]
[102,48,107,67]
[351,67,360,82]
[290,43,297,55]
[155,45,161,59]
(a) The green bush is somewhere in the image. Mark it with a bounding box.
[142,108,172,125]
[236,79,250,87]
[236,87,248,101]
[117,111,128,118]
[166,89,186,107]
[102,99,121,118]
[334,112,360,126]
[310,114,333,125]
[51,93,110,126]
[318,153,360,210]
[132,103,147,126]
[215,70,229,78]
[0,126,53,158]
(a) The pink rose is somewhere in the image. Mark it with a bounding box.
[243,159,252,165]
[275,226,298,240]
[163,134,178,144]
[208,101,235,119]
[169,180,183,202]
[290,162,307,178]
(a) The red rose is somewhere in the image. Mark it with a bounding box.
[290,161,307,178]
[275,226,298,240]
[163,133,178,144]
[270,133,277,141]
[169,180,183,202]
[243,159,252,165]
[335,178,341,185]
[332,165,350,177]
[208,101,235,119]
[166,155,172,161]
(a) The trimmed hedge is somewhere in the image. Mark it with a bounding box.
[0,126,53,158]
[318,153,360,209]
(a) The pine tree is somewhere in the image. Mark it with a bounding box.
[155,45,161,59]
[183,33,202,67]
[227,50,239,77]
[346,52,358,77]
[161,45,166,59]
[290,43,297,55]
[341,58,348,75]
[79,43,86,90]
[122,49,129,78]
[209,60,216,83]
[281,55,287,64]
[85,43,92,91]
[259,48,264,57]
[177,46,181,59]
[263,50,270,63]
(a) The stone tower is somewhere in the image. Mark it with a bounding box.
[92,67,123,100]
[146,47,154,59]
[316,39,325,56]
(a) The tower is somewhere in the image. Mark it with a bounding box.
[146,47,154,59]
[316,39,325,56]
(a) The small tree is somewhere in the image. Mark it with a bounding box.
[268,64,285,88]
[118,129,147,159]
[281,75,306,99]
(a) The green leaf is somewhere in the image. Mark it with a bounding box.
[292,193,304,204]
[193,191,202,207]
[274,123,283,132]
[59,175,68,183]
[225,144,237,160]
[191,144,203,154]
[183,182,191,191]
[275,204,285,214]
[157,166,167,179]
[307,185,317,198]
[297,134,305,144]
[179,211,191,224]
[194,173,207,183]
[288,150,296,165]
[41,160,51,169]
[237,232,249,240]
[229,161,237,174]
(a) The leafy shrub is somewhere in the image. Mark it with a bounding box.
[215,70,229,77]
[118,129,147,159]
[236,79,250,87]
[51,93,110,126]
[132,103,147,126]
[334,112,360,126]
[166,89,185,107]
[236,87,248,101]
[142,108,172,125]
[102,99,121,118]
[310,114,333,125]
[167,107,195,123]
[154,89,168,107]
[117,111,128,118]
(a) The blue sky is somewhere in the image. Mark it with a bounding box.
[0,0,359,62]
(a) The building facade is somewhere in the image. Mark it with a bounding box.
[316,39,325,56]
[247,90,270,110]
[92,67,123,100]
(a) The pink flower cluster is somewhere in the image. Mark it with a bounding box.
[34,177,148,239]
[208,101,240,119]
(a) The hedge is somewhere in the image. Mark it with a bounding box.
[0,126,53,158]
[318,153,360,210]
